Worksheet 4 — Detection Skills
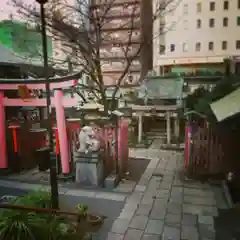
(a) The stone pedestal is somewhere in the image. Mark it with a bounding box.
[73,151,103,186]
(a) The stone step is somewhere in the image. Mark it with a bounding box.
[148,135,166,140]
[147,132,166,136]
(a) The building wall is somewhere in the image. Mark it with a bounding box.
[153,0,240,71]
[91,0,152,85]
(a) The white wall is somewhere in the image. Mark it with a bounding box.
[153,0,240,68]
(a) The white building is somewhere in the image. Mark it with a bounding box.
[153,0,240,77]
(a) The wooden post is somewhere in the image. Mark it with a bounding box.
[138,113,143,143]
[166,111,171,145]
[0,92,7,169]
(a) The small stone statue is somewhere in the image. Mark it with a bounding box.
[78,126,100,154]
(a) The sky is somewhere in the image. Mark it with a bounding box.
[0,0,33,20]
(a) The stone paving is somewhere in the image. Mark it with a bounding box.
[107,145,228,240]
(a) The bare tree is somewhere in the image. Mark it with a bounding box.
[9,0,179,112]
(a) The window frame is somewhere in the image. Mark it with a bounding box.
[209,18,215,27]
[223,0,229,10]
[195,42,201,51]
[196,2,202,13]
[196,19,201,28]
[208,41,214,51]
[209,1,215,11]
[236,40,240,49]
[223,17,228,27]
[222,41,227,50]
[170,44,175,52]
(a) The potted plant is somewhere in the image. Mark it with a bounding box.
[76,204,102,225]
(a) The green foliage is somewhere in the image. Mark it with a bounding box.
[186,87,208,110]
[76,204,88,218]
[0,189,76,240]
[187,77,239,122]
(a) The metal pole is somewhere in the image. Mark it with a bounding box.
[40,3,59,209]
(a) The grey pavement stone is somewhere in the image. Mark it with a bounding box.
[183,204,218,216]
[184,195,216,206]
[106,232,124,240]
[181,225,199,240]
[145,219,164,235]
[141,234,161,240]
[198,224,215,239]
[124,202,139,212]
[127,192,143,204]
[124,228,143,240]
[153,199,168,208]
[198,215,214,226]
[111,218,130,234]
[118,209,136,220]
[162,226,180,239]
[150,206,166,220]
[135,185,147,192]
[136,204,153,216]
[141,196,155,205]
[167,202,182,214]
[130,215,148,230]
[165,213,181,225]
[115,181,136,193]
[181,213,197,226]
[156,189,170,199]
[183,181,211,190]
[172,179,183,187]
[184,188,214,198]
[171,186,183,194]
[169,194,183,204]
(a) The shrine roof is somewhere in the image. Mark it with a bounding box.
[210,87,240,122]
[138,76,184,100]
[0,43,47,70]
[0,44,29,65]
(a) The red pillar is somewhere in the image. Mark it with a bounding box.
[54,90,70,174]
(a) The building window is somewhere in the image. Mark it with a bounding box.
[209,18,215,27]
[159,45,165,54]
[196,19,201,28]
[236,40,240,49]
[183,4,188,14]
[222,41,227,50]
[223,17,228,27]
[237,16,240,26]
[159,24,164,34]
[210,2,215,11]
[195,42,201,51]
[183,20,188,30]
[223,1,229,10]
[208,42,214,51]
[238,0,240,9]
[170,44,175,52]
[182,43,188,52]
[196,2,202,12]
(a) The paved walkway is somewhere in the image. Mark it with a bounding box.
[107,145,228,240]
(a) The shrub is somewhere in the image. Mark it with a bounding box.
[0,189,74,240]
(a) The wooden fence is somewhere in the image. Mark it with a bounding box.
[185,123,239,178]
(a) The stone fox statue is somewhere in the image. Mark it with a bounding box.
[78,126,100,153]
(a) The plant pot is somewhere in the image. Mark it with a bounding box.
[87,215,102,226]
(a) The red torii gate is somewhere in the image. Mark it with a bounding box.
[0,76,79,174]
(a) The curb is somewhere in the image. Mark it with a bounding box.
[0,180,127,202]
[222,180,233,208]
